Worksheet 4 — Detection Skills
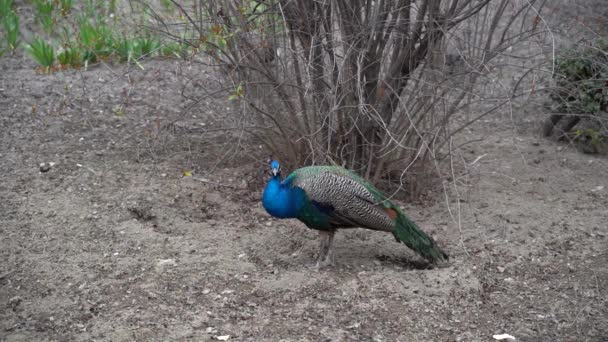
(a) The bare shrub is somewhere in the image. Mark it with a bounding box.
[145,0,549,196]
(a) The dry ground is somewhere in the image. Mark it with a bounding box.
[0,52,607,342]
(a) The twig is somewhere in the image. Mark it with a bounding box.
[0,269,16,280]
[191,177,237,189]
[468,153,488,166]
[76,163,98,176]
[448,137,470,258]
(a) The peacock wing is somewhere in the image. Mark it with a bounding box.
[291,171,395,231]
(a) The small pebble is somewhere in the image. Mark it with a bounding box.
[39,163,51,172]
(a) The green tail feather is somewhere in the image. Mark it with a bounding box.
[392,209,448,263]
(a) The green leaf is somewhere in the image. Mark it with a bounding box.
[33,0,54,34]
[0,0,14,19]
[25,37,56,71]
[3,10,20,50]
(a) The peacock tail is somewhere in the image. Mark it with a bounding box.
[283,166,448,263]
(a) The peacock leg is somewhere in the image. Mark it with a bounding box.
[316,230,336,268]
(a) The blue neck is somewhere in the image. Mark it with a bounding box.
[262,174,304,218]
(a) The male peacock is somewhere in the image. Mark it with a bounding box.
[262,160,448,268]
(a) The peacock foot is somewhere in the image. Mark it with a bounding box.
[315,256,334,270]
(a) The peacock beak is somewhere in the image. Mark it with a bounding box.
[272,168,279,176]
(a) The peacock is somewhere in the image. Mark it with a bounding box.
[262,160,448,268]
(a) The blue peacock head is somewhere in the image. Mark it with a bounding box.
[269,159,281,177]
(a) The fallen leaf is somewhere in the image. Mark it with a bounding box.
[216,335,230,341]
[183,170,193,177]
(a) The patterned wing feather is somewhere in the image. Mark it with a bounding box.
[290,169,395,231]
[284,165,448,262]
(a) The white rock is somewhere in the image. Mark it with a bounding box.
[157,259,176,266]
[155,259,177,273]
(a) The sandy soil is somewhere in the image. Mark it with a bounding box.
[0,49,607,342]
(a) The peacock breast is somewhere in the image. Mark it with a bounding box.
[262,179,303,219]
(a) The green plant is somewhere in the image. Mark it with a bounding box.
[114,36,137,62]
[78,18,114,63]
[574,128,604,144]
[160,0,174,14]
[206,24,227,50]
[571,126,607,154]
[161,41,189,58]
[33,0,54,34]
[544,38,608,151]
[115,36,160,64]
[57,46,81,68]
[82,0,113,20]
[108,0,117,15]
[241,0,282,33]
[3,0,167,71]
[552,39,608,114]
[113,36,144,69]
[25,37,55,73]
[3,9,19,50]
[228,82,244,100]
[78,18,96,46]
[60,0,73,16]
[0,0,13,18]
[137,37,160,57]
